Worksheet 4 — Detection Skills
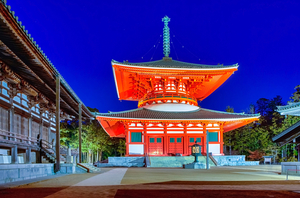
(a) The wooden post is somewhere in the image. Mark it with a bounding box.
[78,103,82,163]
[220,124,224,155]
[143,123,147,156]
[183,123,187,155]
[206,129,209,170]
[55,76,60,172]
[164,123,168,155]
[11,145,18,164]
[203,123,206,153]
[26,147,31,164]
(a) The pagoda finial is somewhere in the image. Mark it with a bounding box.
[162,16,171,57]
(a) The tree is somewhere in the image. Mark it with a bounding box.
[225,106,234,113]
[59,107,125,163]
[290,85,300,102]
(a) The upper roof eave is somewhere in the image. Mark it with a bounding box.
[111,59,239,70]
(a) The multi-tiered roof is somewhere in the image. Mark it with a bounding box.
[96,16,259,137]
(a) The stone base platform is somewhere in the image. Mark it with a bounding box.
[213,155,259,166]
[95,155,259,168]
[281,162,300,175]
[0,164,54,184]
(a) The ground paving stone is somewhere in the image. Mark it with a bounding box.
[0,166,299,198]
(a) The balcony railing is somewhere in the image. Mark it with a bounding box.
[0,129,38,146]
[138,93,197,107]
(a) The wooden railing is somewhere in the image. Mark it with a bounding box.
[0,129,38,146]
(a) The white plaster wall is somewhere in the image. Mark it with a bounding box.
[144,103,199,112]
[208,144,220,155]
[129,144,144,155]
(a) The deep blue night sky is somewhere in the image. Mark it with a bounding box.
[6,0,300,113]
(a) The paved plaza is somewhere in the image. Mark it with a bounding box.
[1,165,300,198]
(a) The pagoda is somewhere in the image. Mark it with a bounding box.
[96,16,259,156]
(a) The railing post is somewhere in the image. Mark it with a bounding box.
[55,76,61,172]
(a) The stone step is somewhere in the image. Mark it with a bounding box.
[149,156,215,168]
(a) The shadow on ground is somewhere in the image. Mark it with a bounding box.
[115,189,300,198]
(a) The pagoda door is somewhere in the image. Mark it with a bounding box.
[148,137,163,155]
[168,137,184,155]
[188,137,202,155]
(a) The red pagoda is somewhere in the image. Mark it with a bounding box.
[96,16,259,156]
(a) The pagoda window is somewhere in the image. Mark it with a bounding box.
[189,137,194,143]
[209,132,218,142]
[196,138,201,143]
[150,138,155,143]
[177,138,182,143]
[170,138,175,143]
[157,138,162,143]
[131,132,142,142]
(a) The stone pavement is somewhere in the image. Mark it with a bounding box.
[0,165,300,198]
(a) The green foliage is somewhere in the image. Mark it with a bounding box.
[224,93,300,161]
[225,106,234,113]
[60,115,124,162]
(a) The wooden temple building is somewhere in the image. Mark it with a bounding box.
[0,0,93,167]
[273,102,300,161]
[96,16,259,157]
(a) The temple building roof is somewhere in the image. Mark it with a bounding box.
[277,102,300,116]
[0,1,93,118]
[95,107,259,137]
[95,107,259,121]
[112,58,238,70]
[272,120,300,146]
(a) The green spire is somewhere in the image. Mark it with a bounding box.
[162,16,171,57]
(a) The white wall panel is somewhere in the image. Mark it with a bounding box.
[129,144,144,155]
[208,144,220,154]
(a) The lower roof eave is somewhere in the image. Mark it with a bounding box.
[96,116,259,122]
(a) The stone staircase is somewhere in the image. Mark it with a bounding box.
[149,156,215,168]
[77,163,101,173]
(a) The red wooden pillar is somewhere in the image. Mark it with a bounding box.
[143,123,148,156]
[125,123,129,156]
[203,123,207,153]
[164,123,168,156]
[220,123,224,155]
[183,123,187,155]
